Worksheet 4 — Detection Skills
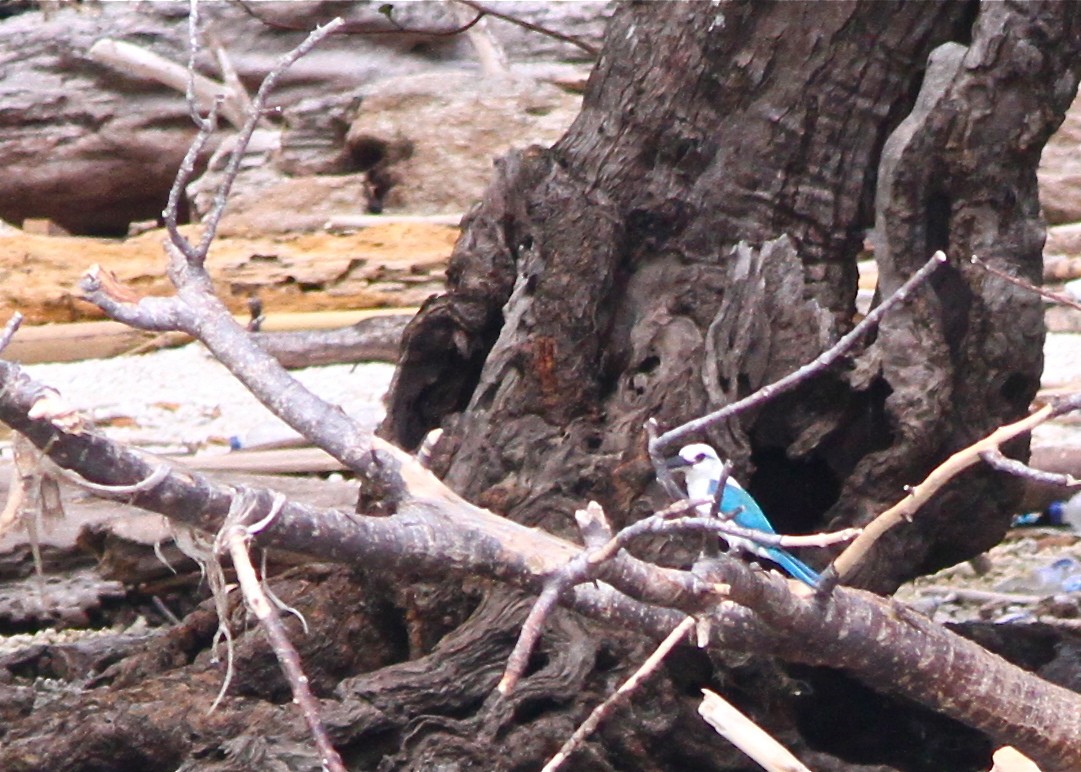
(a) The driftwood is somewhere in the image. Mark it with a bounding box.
[3,310,411,365]
[0,1,608,235]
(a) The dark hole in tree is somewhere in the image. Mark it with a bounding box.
[747,447,841,536]
[1000,371,1034,408]
[637,355,660,375]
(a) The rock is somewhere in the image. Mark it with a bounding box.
[346,71,584,213]
[1040,88,1081,225]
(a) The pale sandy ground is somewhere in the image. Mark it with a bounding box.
[20,342,395,455]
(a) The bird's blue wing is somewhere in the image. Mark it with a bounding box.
[765,548,821,588]
[720,481,820,588]
[720,482,777,534]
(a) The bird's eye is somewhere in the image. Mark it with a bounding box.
[694,453,707,462]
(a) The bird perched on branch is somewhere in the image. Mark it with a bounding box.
[666,443,820,588]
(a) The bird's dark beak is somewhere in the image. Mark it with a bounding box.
[665,456,691,471]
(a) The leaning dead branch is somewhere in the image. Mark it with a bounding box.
[2,357,1081,767]
[652,250,948,453]
[824,392,1081,590]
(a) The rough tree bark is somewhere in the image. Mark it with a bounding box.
[376,0,1081,766]
[385,0,1080,591]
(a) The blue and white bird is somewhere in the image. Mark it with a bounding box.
[667,443,820,588]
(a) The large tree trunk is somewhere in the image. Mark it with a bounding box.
[377,1,1081,766]
[385,0,1079,593]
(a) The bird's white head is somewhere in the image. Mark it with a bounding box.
[677,443,721,469]
[669,443,726,500]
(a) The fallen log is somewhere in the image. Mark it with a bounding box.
[4,310,412,365]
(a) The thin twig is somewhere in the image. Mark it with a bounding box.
[186,0,213,130]
[979,449,1081,488]
[646,418,684,500]
[970,254,1081,312]
[235,0,483,37]
[46,461,170,497]
[0,312,23,354]
[653,251,948,452]
[219,491,345,772]
[193,17,345,261]
[164,102,220,260]
[497,582,562,694]
[497,499,706,695]
[456,0,599,56]
[208,29,256,125]
[825,403,1058,590]
[542,617,695,772]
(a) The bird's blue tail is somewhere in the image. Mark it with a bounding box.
[766,547,820,589]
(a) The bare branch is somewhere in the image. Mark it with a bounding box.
[219,491,345,772]
[450,0,508,76]
[824,403,1058,590]
[0,312,22,354]
[164,106,220,260]
[235,0,483,38]
[2,359,1081,767]
[970,254,1081,313]
[646,418,684,500]
[85,38,246,129]
[191,17,346,261]
[498,582,563,695]
[208,30,256,125]
[456,0,599,56]
[498,495,854,696]
[979,449,1081,488]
